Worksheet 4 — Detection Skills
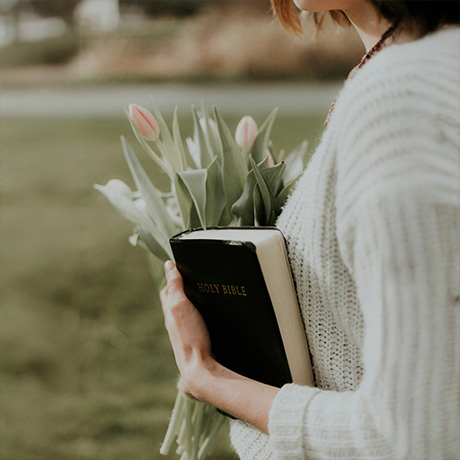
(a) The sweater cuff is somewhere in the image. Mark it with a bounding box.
[229,419,273,460]
[269,383,320,459]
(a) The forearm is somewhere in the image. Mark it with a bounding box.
[188,357,279,435]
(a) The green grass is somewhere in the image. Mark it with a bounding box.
[0,112,325,460]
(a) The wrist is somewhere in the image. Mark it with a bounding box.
[183,355,223,402]
[184,357,278,434]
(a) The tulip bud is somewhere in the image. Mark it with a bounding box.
[134,197,147,211]
[235,115,258,149]
[266,150,275,167]
[129,232,139,247]
[129,103,160,141]
[105,179,133,197]
[200,117,220,138]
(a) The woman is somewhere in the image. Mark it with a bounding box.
[161,1,460,459]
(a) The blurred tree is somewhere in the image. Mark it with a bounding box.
[0,0,82,45]
[119,0,205,18]
[28,0,82,26]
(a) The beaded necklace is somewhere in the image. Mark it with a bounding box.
[324,22,399,126]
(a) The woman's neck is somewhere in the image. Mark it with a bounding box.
[342,4,416,51]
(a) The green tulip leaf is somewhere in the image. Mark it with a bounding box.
[256,155,270,171]
[253,186,265,226]
[250,108,278,164]
[205,158,226,227]
[201,102,222,164]
[189,204,202,229]
[249,155,277,226]
[213,107,247,208]
[138,226,172,261]
[192,106,213,169]
[272,147,284,164]
[263,161,286,196]
[276,176,300,206]
[122,137,176,237]
[218,206,232,227]
[231,169,257,226]
[147,252,167,291]
[173,175,193,230]
[177,168,208,229]
[282,140,309,184]
[151,98,181,173]
[172,106,187,172]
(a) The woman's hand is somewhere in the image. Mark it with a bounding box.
[160,260,279,433]
[160,260,214,398]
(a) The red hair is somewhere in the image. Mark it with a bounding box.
[270,0,460,36]
[269,0,348,35]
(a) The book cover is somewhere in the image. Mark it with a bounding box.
[170,227,312,389]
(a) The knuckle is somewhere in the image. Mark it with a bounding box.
[168,298,189,317]
[167,276,183,292]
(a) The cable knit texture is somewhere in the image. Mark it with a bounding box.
[230,27,460,460]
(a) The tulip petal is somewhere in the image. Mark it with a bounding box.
[129,103,160,141]
[94,183,172,259]
[105,178,133,197]
[235,115,258,149]
[94,183,150,227]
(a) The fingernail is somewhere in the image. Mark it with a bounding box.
[164,260,175,274]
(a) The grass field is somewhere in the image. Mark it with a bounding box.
[0,111,325,460]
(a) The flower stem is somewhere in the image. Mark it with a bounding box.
[160,390,185,455]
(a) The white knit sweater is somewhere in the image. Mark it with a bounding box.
[230,27,460,460]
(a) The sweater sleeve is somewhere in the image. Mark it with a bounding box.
[268,50,460,459]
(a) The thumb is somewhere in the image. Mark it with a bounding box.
[163,261,188,306]
[164,260,183,288]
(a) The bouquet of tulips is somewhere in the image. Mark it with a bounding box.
[95,99,310,459]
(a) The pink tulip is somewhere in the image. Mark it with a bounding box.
[235,115,258,149]
[105,179,133,197]
[129,103,160,141]
[200,117,220,138]
[266,150,275,167]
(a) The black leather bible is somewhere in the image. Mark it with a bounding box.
[170,227,313,388]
